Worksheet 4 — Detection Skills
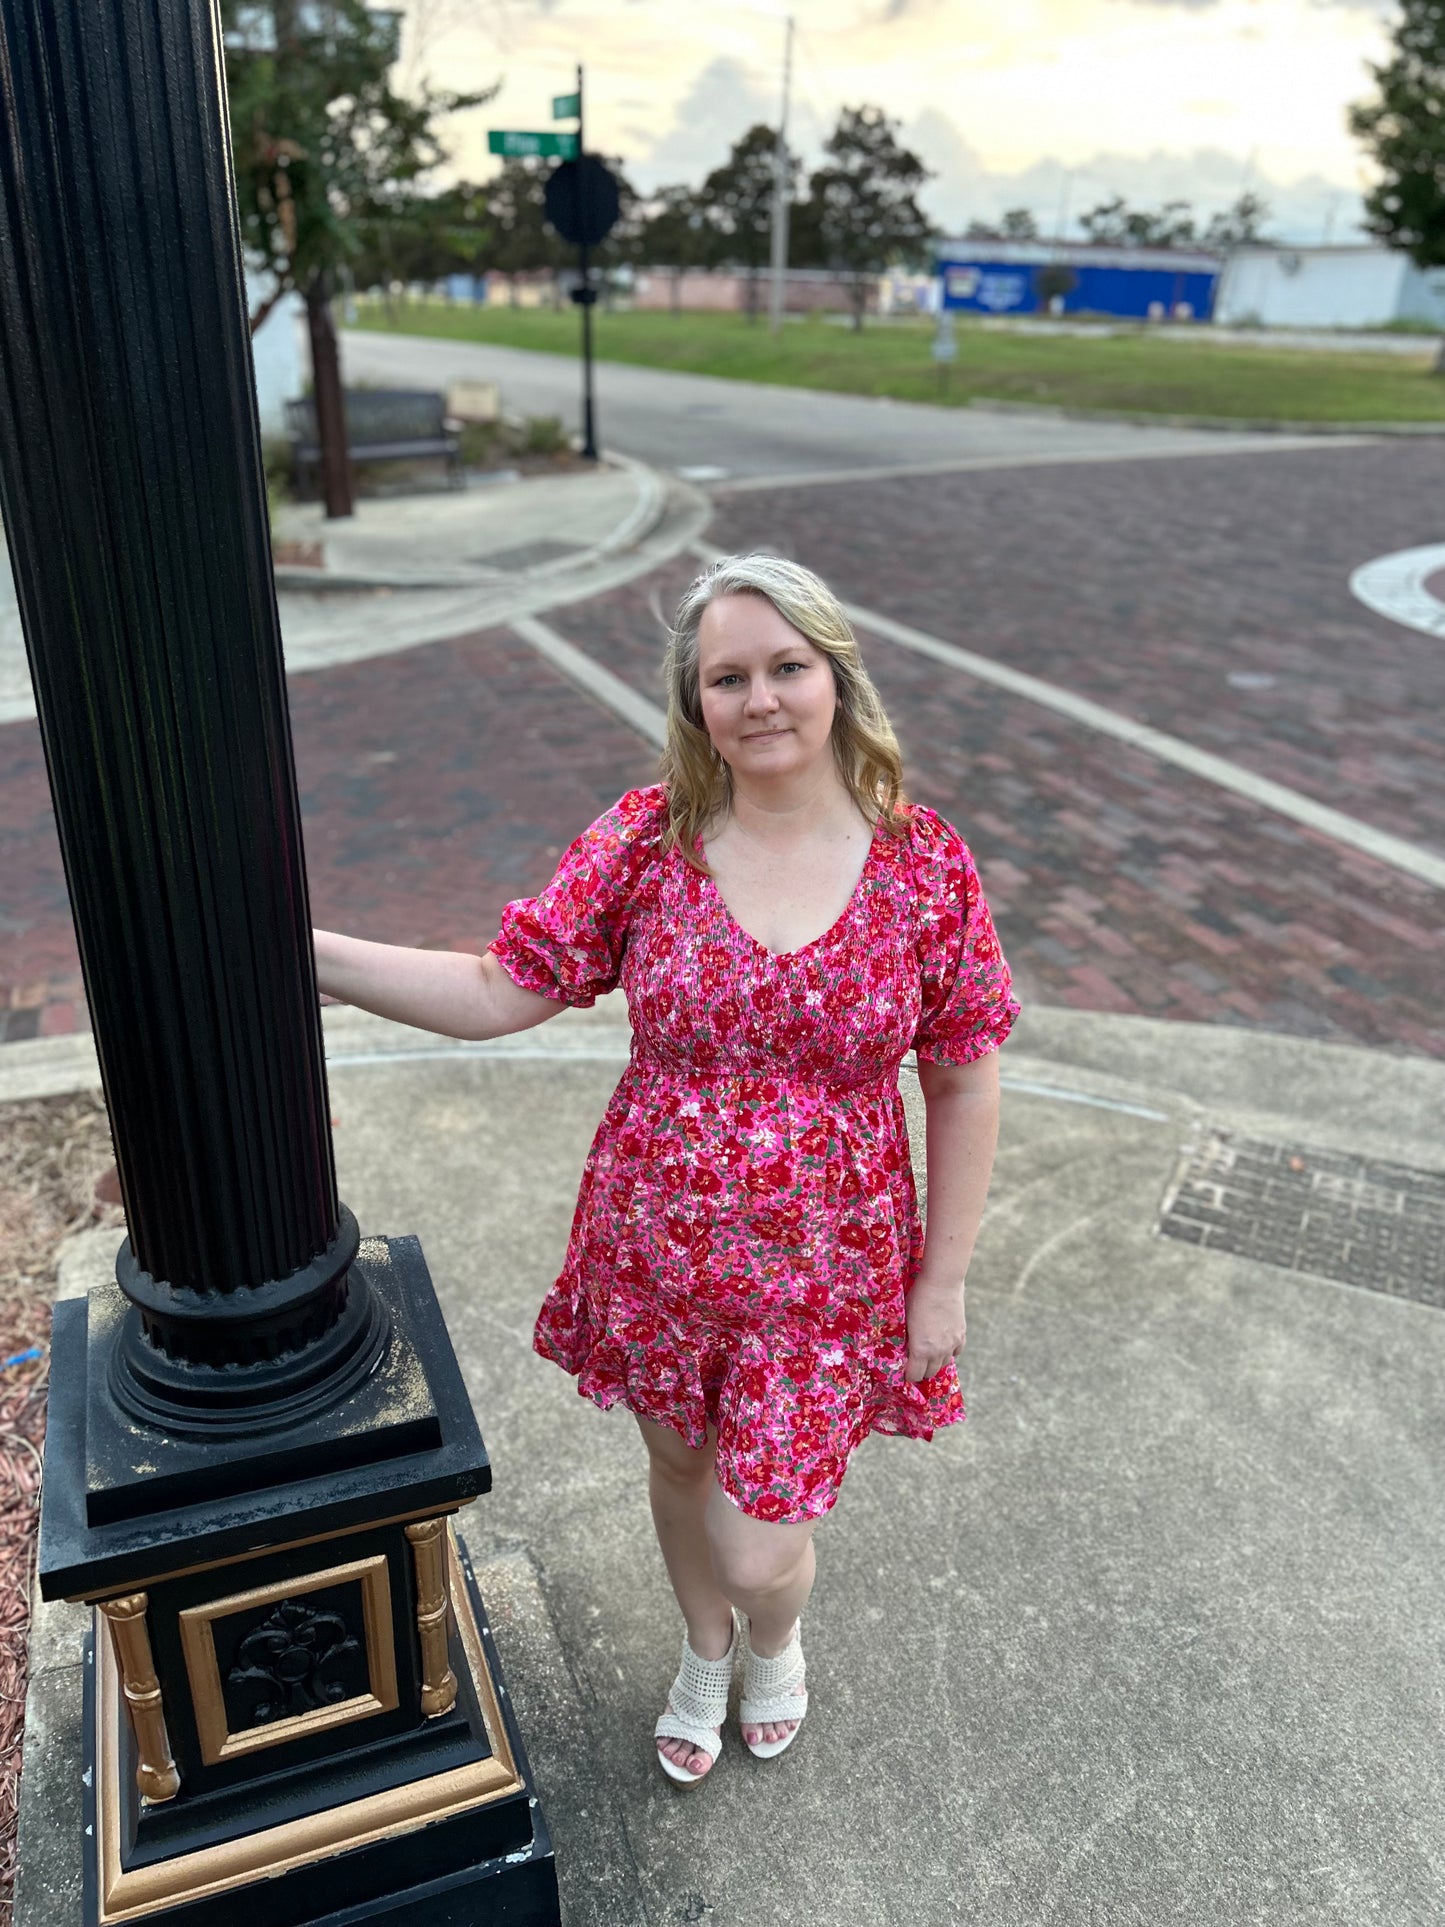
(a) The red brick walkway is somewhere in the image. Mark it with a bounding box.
[0,630,654,1042]
[4,439,1442,1056]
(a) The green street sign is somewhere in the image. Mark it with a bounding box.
[487,129,578,159]
[552,92,580,120]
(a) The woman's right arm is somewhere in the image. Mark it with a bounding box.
[312,929,561,1042]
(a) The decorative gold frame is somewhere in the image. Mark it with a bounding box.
[98,1595,180,1805]
[404,1519,458,1718]
[99,1531,521,1924]
[179,1555,398,1766]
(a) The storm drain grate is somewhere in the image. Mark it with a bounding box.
[1158,1129,1445,1308]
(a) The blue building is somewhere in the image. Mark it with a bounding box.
[934,240,1222,322]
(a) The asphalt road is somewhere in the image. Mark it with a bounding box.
[337,327,1326,484]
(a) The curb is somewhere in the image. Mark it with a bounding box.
[272,449,669,593]
[963,397,1445,438]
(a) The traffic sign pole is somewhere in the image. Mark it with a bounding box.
[574,63,597,461]
[541,71,619,466]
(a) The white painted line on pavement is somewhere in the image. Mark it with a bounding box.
[1349,543,1445,639]
[689,540,1445,892]
[330,1043,633,1067]
[707,436,1375,496]
[511,613,667,748]
[992,1078,1170,1122]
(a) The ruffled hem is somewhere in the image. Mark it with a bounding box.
[533,1283,965,1525]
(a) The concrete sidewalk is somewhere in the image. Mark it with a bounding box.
[14,1001,1445,1927]
[271,455,666,591]
[0,456,706,722]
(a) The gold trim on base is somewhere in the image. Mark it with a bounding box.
[97,1530,522,1924]
[179,1554,399,1766]
[98,1596,180,1806]
[404,1519,458,1718]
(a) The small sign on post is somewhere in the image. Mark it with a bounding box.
[487,129,578,159]
[552,92,580,119]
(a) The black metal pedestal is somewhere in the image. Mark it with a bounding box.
[0,3,562,1918]
[80,1528,557,1927]
[48,1240,558,1927]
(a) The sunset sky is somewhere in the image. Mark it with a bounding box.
[401,0,1395,243]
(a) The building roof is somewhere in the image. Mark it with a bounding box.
[933,238,1223,274]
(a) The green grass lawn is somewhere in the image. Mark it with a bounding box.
[349,299,1445,425]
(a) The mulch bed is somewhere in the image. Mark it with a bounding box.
[0,1092,121,1927]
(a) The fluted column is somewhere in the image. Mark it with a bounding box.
[0,0,375,1409]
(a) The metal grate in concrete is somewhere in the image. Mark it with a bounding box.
[1158,1129,1445,1308]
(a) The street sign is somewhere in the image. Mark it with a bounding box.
[487,129,578,159]
[552,92,580,119]
[544,156,621,248]
[931,314,957,361]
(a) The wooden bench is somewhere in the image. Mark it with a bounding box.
[285,389,464,497]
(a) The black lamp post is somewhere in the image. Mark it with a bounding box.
[0,2,557,1921]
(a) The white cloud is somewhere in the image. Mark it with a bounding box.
[907,110,1368,242]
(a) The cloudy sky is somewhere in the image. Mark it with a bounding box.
[402,0,1396,243]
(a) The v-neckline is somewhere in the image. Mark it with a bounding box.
[698,819,882,960]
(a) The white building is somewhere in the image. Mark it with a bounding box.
[1214,244,1445,331]
[244,269,304,436]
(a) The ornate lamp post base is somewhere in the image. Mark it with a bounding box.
[43,1240,559,1927]
[0,1,561,1918]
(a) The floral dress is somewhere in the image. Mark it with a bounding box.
[490,784,1019,1524]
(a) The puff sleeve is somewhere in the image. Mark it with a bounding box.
[908,806,1020,1065]
[489,785,667,1007]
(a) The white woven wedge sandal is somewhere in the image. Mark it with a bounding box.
[653,1617,738,1787]
[739,1617,808,1760]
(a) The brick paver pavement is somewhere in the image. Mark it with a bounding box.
[705,440,1445,855]
[544,444,1445,1057]
[0,629,654,1041]
[3,439,1442,1055]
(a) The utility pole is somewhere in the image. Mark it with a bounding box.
[1053,167,1073,246]
[768,14,794,337]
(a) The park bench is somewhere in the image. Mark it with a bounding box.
[285,388,464,497]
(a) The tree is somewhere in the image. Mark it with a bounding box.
[222,0,494,515]
[805,105,934,330]
[699,124,803,319]
[1202,191,1272,250]
[1351,1,1445,368]
[964,207,1040,242]
[638,184,715,312]
[348,180,492,292]
[1079,195,1197,248]
[485,157,567,305]
[1351,1,1445,266]
[589,158,645,304]
[1035,263,1079,310]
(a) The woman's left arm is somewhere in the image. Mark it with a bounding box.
[905,1051,1001,1383]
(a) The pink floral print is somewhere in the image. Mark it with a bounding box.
[491,785,1018,1523]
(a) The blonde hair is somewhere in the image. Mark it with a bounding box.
[659,552,908,871]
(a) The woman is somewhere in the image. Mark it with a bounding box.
[313,553,1017,1786]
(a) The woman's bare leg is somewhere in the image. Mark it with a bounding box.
[634,1416,734,1776]
[705,1486,817,1748]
